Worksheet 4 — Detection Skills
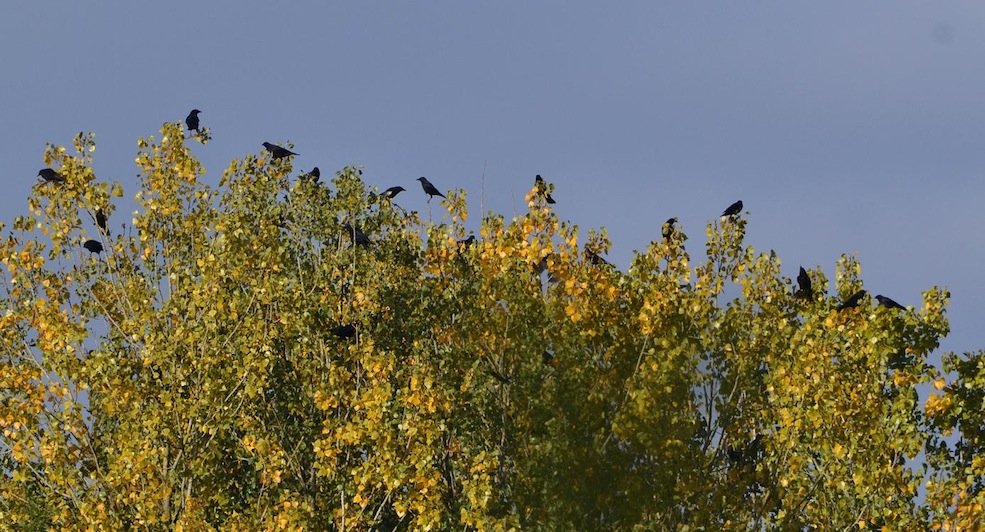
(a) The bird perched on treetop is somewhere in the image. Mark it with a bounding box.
[662,217,678,241]
[416,177,445,201]
[300,167,320,183]
[534,175,556,204]
[37,168,65,184]
[876,295,905,310]
[837,290,867,310]
[381,186,406,199]
[262,142,298,159]
[797,267,812,298]
[185,109,201,132]
[95,209,109,236]
[342,222,371,247]
[722,200,743,218]
[333,324,356,338]
[83,239,103,254]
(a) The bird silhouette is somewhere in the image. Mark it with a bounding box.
[83,240,103,254]
[262,142,298,159]
[381,186,406,199]
[416,177,445,201]
[586,251,611,267]
[333,324,356,338]
[722,200,743,217]
[534,175,556,204]
[342,222,371,247]
[37,168,65,184]
[875,295,905,310]
[95,209,109,235]
[797,267,812,298]
[185,109,201,132]
[662,217,678,241]
[837,290,867,310]
[300,167,320,182]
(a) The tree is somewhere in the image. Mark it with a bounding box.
[0,123,979,530]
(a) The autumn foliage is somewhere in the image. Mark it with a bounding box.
[1,124,982,530]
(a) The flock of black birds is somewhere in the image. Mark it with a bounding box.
[31,109,907,341]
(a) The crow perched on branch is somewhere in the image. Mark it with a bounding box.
[83,240,103,254]
[333,324,356,338]
[416,177,445,201]
[300,167,320,182]
[534,175,556,204]
[837,290,867,310]
[662,217,678,241]
[37,168,65,184]
[722,200,743,218]
[876,295,905,310]
[262,142,298,159]
[797,267,812,298]
[185,109,201,132]
[381,186,406,199]
[342,222,371,247]
[95,209,109,235]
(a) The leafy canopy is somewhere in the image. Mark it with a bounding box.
[0,124,982,530]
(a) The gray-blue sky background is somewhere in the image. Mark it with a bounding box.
[2,3,982,358]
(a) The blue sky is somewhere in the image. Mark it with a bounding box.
[2,2,983,358]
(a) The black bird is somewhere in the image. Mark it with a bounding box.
[534,175,556,204]
[333,324,356,338]
[722,200,743,218]
[797,267,812,298]
[37,168,65,183]
[83,239,103,254]
[95,209,109,234]
[875,295,905,310]
[185,109,201,132]
[662,217,678,241]
[300,167,320,182]
[381,186,406,199]
[456,235,476,249]
[262,142,299,159]
[342,222,371,247]
[586,250,611,267]
[416,177,445,201]
[836,289,867,311]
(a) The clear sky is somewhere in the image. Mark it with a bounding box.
[2,3,983,359]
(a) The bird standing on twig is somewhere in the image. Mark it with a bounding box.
[185,109,201,132]
[37,168,65,184]
[837,290,867,310]
[83,240,103,254]
[381,186,405,199]
[342,222,371,247]
[876,295,905,310]
[722,200,743,218]
[534,175,556,204]
[262,142,299,159]
[416,177,445,201]
[662,217,678,241]
[797,267,812,299]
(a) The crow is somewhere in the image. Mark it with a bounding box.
[95,209,109,235]
[37,168,65,183]
[586,250,611,267]
[456,235,476,249]
[185,109,201,132]
[722,200,743,218]
[262,142,299,159]
[837,290,867,310]
[342,222,371,247]
[83,240,103,254]
[875,295,905,310]
[333,324,356,338]
[416,177,445,201]
[381,186,406,199]
[797,267,812,298]
[662,217,678,241]
[534,175,556,204]
[300,167,320,182]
